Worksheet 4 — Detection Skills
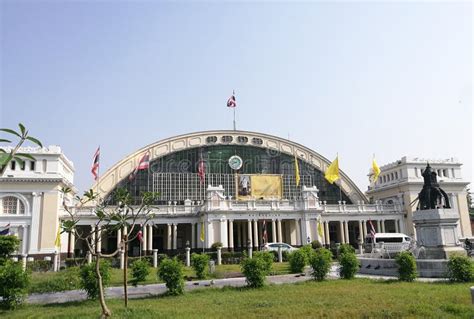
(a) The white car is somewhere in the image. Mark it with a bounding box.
[262,242,298,252]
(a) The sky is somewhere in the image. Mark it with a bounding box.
[1,1,472,195]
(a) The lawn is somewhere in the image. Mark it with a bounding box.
[3,279,473,318]
[29,263,292,294]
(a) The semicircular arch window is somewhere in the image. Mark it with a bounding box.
[206,136,217,144]
[1,196,25,215]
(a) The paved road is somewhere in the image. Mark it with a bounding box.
[26,265,445,305]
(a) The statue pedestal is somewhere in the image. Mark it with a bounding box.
[412,208,466,259]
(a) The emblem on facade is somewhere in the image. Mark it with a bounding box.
[228,155,243,170]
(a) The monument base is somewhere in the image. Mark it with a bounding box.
[412,208,465,259]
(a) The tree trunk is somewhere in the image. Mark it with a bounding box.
[67,231,72,259]
[95,254,111,318]
[123,233,129,308]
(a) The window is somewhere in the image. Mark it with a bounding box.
[394,172,398,179]
[10,161,16,170]
[252,138,263,145]
[443,169,448,178]
[206,136,217,144]
[21,161,26,170]
[1,196,25,215]
[237,136,248,144]
[30,161,36,171]
[221,136,233,143]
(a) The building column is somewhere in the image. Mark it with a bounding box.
[277,219,282,243]
[362,220,367,238]
[173,224,178,250]
[117,228,122,250]
[381,220,385,233]
[344,221,349,244]
[148,224,153,251]
[29,192,42,254]
[377,220,381,233]
[228,220,234,250]
[237,222,242,248]
[220,219,229,248]
[196,222,202,249]
[339,221,344,243]
[253,220,259,249]
[247,220,253,247]
[325,221,330,245]
[142,225,147,254]
[395,219,399,233]
[319,221,326,246]
[167,224,172,250]
[191,223,196,249]
[272,220,277,243]
[21,225,28,255]
[358,220,364,244]
[295,219,301,246]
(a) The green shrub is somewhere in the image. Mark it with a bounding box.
[253,251,273,274]
[447,254,474,282]
[395,251,417,282]
[240,257,267,288]
[0,260,30,309]
[339,252,359,279]
[131,259,151,286]
[191,253,210,279]
[288,250,307,273]
[157,257,184,295]
[0,236,20,265]
[79,260,111,299]
[26,260,51,272]
[311,240,322,250]
[310,248,333,281]
[338,244,355,258]
[65,258,86,268]
[300,244,315,261]
[29,267,81,294]
[211,242,223,250]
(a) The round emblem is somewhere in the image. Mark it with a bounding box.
[228,155,243,170]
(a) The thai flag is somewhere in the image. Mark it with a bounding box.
[226,90,236,108]
[368,219,376,238]
[198,157,205,185]
[129,151,150,181]
[91,147,100,181]
[0,223,11,236]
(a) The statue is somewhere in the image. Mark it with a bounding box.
[417,163,450,210]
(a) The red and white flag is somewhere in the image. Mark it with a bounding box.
[129,151,150,181]
[91,147,100,181]
[198,157,205,185]
[368,219,376,238]
[137,229,143,242]
[226,90,236,108]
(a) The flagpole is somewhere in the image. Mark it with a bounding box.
[233,107,236,131]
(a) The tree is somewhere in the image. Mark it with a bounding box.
[61,187,158,317]
[0,123,42,176]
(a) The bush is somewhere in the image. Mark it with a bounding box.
[0,236,20,264]
[253,251,273,274]
[29,267,81,294]
[0,260,30,309]
[339,252,359,279]
[79,260,111,299]
[288,249,307,273]
[395,251,417,282]
[338,244,355,258]
[191,253,210,279]
[26,260,51,272]
[65,258,86,268]
[240,257,267,288]
[131,259,151,286]
[211,242,223,250]
[311,240,322,250]
[447,254,474,282]
[310,248,333,281]
[300,244,315,262]
[157,257,184,295]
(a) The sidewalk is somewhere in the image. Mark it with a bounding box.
[26,265,446,305]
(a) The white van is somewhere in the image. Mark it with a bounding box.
[364,233,412,255]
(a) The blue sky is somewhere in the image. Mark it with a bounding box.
[1,1,472,194]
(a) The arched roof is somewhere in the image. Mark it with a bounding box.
[91,130,368,203]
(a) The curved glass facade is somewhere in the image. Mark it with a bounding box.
[109,145,351,204]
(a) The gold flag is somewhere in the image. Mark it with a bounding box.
[371,158,381,183]
[294,153,300,186]
[324,156,340,184]
[318,220,323,237]
[250,175,282,199]
[55,225,61,248]
[200,222,205,242]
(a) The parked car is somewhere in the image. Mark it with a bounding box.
[262,242,298,252]
[364,233,412,256]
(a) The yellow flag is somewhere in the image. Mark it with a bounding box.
[200,222,205,242]
[294,153,300,186]
[371,158,381,183]
[318,220,323,237]
[324,156,340,184]
[55,226,61,248]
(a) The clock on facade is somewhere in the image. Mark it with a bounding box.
[228,155,243,170]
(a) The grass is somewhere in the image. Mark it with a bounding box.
[28,263,291,294]
[3,279,473,318]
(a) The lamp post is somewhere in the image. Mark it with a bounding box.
[185,240,191,267]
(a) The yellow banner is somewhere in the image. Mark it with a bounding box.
[237,174,282,200]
